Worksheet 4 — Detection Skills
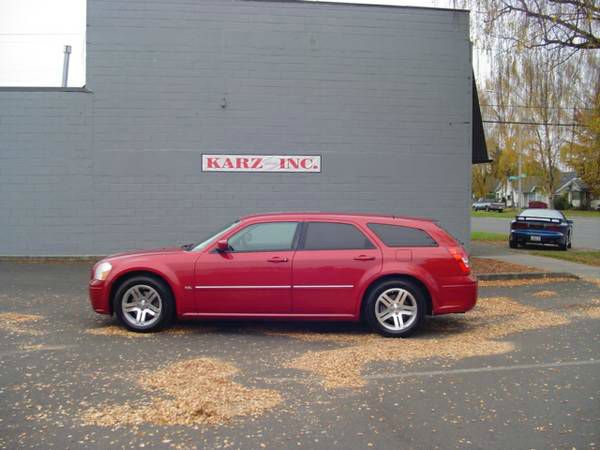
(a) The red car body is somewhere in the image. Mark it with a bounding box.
[89,212,477,323]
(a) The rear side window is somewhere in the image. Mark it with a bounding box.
[367,223,437,247]
[302,222,375,250]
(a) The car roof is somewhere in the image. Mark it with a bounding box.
[240,211,437,223]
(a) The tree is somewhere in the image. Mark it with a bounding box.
[480,0,600,53]
[466,0,599,203]
[517,49,576,198]
[561,92,600,197]
[472,164,494,199]
[478,10,600,195]
[477,71,545,195]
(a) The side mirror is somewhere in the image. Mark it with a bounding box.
[216,239,230,252]
[567,220,574,225]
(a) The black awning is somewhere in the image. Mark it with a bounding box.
[472,75,491,164]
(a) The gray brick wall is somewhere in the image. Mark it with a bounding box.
[0,0,472,255]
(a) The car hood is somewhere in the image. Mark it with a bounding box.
[105,247,184,261]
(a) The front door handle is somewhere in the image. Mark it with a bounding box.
[354,255,375,261]
[267,256,289,263]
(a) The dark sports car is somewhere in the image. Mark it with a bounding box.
[509,209,573,250]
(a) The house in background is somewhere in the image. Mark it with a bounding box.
[494,176,549,208]
[555,172,593,209]
[493,171,596,209]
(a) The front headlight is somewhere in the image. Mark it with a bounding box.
[94,262,112,281]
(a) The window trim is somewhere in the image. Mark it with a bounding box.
[219,221,301,254]
[297,221,376,251]
[366,222,438,248]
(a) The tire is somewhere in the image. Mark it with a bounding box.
[364,279,426,338]
[567,233,572,249]
[509,239,518,249]
[114,276,174,332]
[558,240,568,251]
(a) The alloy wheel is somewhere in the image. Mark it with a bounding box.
[121,284,163,328]
[374,288,418,331]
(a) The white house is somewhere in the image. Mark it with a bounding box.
[494,176,549,208]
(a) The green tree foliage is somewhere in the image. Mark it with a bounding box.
[561,93,600,197]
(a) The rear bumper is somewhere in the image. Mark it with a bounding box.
[89,279,111,314]
[433,276,478,315]
[511,229,566,245]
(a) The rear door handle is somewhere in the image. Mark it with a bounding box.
[267,257,289,263]
[354,255,375,261]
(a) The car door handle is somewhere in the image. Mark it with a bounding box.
[267,257,288,263]
[354,255,375,261]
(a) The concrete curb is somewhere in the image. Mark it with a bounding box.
[477,272,579,281]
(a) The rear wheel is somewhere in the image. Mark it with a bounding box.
[114,276,174,332]
[567,232,572,249]
[509,239,518,249]
[364,280,425,338]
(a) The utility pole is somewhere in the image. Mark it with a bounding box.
[517,151,522,209]
[62,45,72,88]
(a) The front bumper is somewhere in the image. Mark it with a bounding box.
[89,279,111,314]
[511,229,566,245]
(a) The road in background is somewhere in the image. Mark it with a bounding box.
[472,216,600,250]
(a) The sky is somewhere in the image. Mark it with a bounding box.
[0,0,486,88]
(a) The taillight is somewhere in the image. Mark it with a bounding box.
[512,222,528,229]
[449,247,470,275]
[546,225,562,232]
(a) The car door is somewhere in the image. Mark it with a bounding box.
[194,221,299,314]
[292,221,382,315]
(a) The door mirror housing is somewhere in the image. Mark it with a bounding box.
[216,239,230,252]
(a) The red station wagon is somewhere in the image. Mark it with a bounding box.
[89,212,477,337]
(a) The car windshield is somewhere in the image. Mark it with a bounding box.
[518,209,564,220]
[189,220,240,251]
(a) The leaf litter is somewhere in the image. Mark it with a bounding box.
[84,324,210,338]
[82,358,282,427]
[80,292,600,426]
[281,296,600,389]
[532,290,558,298]
[0,312,44,335]
[478,277,573,287]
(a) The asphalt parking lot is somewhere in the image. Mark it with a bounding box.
[1,262,599,450]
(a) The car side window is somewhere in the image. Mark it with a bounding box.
[367,223,438,247]
[227,222,299,252]
[302,222,375,250]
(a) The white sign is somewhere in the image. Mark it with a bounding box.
[202,154,321,173]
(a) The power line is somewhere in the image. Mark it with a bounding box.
[481,104,594,111]
[482,119,583,127]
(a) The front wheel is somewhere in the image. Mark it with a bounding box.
[364,280,425,338]
[114,276,174,332]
